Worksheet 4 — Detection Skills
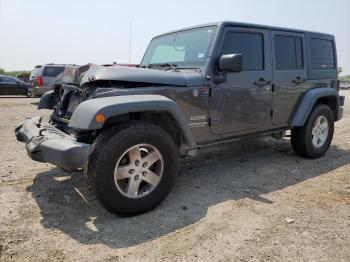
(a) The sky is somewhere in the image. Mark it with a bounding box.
[0,0,349,74]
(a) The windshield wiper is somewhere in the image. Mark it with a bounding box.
[145,63,201,72]
[176,65,201,71]
[147,63,178,71]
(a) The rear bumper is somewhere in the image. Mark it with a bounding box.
[338,95,345,121]
[15,116,91,171]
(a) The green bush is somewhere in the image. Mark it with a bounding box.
[340,75,350,83]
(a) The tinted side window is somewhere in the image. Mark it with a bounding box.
[274,35,303,70]
[1,77,17,83]
[221,32,264,71]
[310,39,335,70]
[30,68,42,78]
[43,66,65,77]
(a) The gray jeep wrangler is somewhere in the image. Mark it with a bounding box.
[16,22,345,215]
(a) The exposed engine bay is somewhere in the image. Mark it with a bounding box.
[47,63,203,131]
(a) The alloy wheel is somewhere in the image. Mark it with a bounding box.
[311,115,329,148]
[114,143,164,199]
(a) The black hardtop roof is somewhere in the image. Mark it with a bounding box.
[44,63,78,67]
[154,21,333,38]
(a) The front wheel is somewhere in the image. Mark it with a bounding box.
[291,104,334,158]
[85,122,178,216]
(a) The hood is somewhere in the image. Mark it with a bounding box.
[61,64,204,87]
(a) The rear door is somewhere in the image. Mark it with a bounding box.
[210,27,273,134]
[271,31,307,125]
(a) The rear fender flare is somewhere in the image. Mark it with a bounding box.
[290,87,340,127]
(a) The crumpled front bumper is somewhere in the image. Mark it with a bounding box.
[15,116,91,171]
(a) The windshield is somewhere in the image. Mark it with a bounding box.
[141,26,217,67]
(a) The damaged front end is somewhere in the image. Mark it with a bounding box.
[39,63,195,130]
[15,116,91,171]
[15,63,202,170]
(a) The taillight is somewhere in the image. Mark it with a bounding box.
[37,76,43,87]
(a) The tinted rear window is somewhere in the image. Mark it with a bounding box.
[30,68,42,77]
[310,39,335,70]
[221,32,264,71]
[43,66,65,77]
[274,35,303,70]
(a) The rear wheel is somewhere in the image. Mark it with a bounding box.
[291,104,334,158]
[85,121,178,215]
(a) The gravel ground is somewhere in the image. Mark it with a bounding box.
[0,92,349,262]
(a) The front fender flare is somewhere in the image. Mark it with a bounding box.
[290,87,340,127]
[68,94,197,148]
[37,90,54,110]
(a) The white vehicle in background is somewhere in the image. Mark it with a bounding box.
[339,82,350,90]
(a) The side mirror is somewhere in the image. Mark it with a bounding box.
[218,54,243,73]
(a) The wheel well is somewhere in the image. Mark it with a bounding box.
[315,96,338,120]
[103,111,183,147]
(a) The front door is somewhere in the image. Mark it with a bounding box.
[270,31,307,124]
[210,27,273,134]
[0,79,14,95]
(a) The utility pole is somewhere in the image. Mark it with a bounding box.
[129,22,132,64]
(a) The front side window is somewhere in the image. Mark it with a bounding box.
[141,26,217,67]
[274,35,303,70]
[221,32,264,71]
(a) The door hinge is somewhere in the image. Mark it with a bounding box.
[270,110,274,117]
[208,117,212,126]
[271,84,275,92]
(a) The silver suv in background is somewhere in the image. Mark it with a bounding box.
[27,64,67,97]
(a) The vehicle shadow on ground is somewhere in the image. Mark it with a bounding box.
[27,137,350,248]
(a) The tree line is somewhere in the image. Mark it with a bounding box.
[0,68,31,77]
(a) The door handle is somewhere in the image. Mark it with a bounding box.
[254,78,271,87]
[292,77,306,84]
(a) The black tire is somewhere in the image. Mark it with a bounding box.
[84,121,178,216]
[291,104,334,159]
[26,89,33,97]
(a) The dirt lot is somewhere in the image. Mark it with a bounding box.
[0,92,349,262]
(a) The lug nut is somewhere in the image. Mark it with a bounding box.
[135,175,139,181]
[135,160,140,166]
[142,171,147,176]
[129,169,135,174]
[142,162,148,168]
